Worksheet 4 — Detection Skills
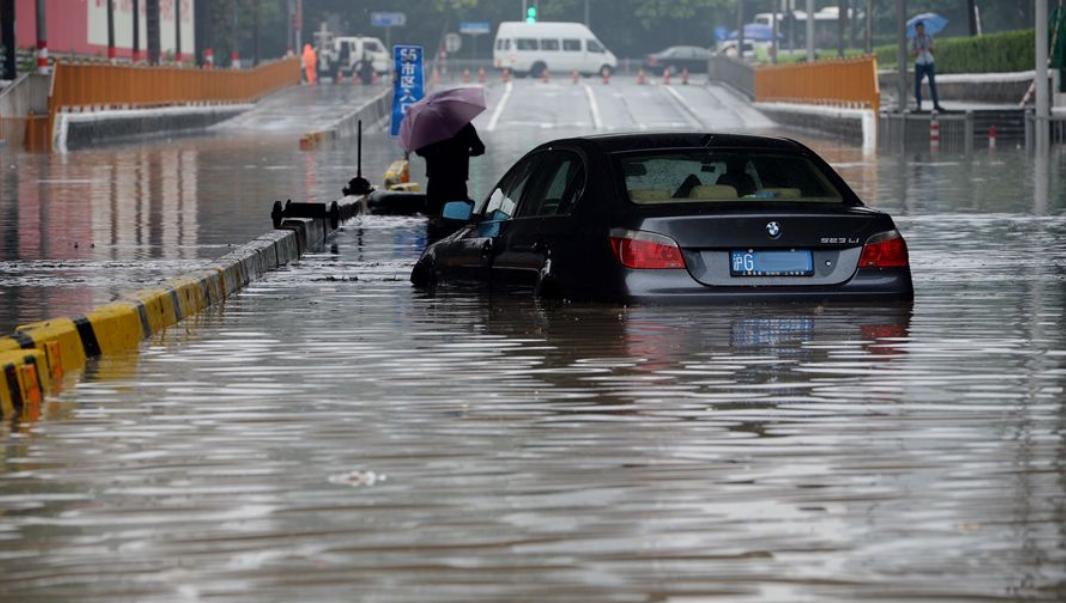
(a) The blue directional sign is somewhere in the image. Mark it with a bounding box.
[390,45,425,137]
[459,22,491,35]
[371,12,406,28]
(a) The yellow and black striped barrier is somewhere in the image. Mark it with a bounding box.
[0,197,363,419]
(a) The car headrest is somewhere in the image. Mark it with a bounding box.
[688,184,738,200]
[629,189,672,202]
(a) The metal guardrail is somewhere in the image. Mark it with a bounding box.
[879,111,975,153]
[1024,110,1066,151]
[755,57,880,112]
[708,55,754,99]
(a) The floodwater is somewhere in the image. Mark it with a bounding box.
[2,79,1066,601]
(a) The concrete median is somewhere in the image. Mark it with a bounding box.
[300,88,392,150]
[0,193,367,419]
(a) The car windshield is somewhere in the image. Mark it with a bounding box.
[617,150,844,204]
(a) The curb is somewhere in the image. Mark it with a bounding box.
[0,195,365,420]
[300,88,392,150]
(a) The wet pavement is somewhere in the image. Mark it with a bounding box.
[2,77,1066,601]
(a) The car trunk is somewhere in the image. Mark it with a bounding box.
[632,204,896,287]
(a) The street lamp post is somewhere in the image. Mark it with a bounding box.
[896,0,906,113]
[1036,0,1050,155]
[805,0,814,62]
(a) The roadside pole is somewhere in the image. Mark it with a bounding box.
[107,0,115,61]
[132,0,140,62]
[737,0,745,62]
[805,0,814,62]
[1,0,15,79]
[175,0,181,62]
[35,0,47,74]
[896,0,906,112]
[1036,0,1050,156]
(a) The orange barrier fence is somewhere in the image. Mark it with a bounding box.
[754,56,880,112]
[50,57,300,110]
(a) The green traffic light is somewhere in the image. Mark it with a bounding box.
[526,6,537,23]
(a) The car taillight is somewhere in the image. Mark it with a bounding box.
[609,229,686,269]
[859,230,909,268]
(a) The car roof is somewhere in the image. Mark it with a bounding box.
[548,132,806,154]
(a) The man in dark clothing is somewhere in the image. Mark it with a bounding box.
[416,122,485,217]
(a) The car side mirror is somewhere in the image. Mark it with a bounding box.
[441,200,474,223]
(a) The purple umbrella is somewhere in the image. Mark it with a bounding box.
[398,86,487,152]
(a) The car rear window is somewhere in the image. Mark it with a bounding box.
[618,150,844,204]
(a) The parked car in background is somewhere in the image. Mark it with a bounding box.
[493,21,618,77]
[715,40,756,59]
[411,132,913,304]
[333,36,389,75]
[643,46,713,74]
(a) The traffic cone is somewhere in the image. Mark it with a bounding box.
[431,65,441,86]
[478,66,486,83]
[572,70,580,84]
[541,68,550,83]
[988,125,998,149]
[637,68,646,85]
[663,67,671,86]
[681,67,689,85]
[601,67,610,84]
[462,68,471,84]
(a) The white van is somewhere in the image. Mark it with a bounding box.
[333,36,389,74]
[493,21,618,77]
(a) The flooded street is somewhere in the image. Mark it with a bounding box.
[2,79,1066,601]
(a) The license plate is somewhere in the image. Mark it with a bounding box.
[730,249,814,277]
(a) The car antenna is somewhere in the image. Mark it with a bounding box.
[344,120,373,196]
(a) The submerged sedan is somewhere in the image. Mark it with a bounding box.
[410,133,913,304]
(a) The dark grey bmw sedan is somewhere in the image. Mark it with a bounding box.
[411,133,913,304]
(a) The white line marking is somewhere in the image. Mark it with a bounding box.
[486,81,513,132]
[663,85,705,129]
[583,84,603,130]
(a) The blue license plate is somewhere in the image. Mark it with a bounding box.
[730,249,814,277]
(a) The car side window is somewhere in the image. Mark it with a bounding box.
[587,40,604,53]
[480,157,539,222]
[541,39,560,51]
[517,38,538,51]
[518,151,586,218]
[563,39,581,52]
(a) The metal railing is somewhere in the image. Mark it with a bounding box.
[754,56,880,112]
[708,55,754,99]
[1024,110,1066,151]
[879,111,975,153]
[50,57,301,111]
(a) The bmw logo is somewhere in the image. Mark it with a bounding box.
[766,221,781,238]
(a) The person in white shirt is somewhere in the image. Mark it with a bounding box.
[912,21,943,112]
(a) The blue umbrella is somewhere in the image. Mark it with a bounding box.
[907,13,948,38]
[728,23,782,42]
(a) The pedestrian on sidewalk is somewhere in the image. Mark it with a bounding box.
[912,21,943,112]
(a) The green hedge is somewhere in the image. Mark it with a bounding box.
[874,29,1035,74]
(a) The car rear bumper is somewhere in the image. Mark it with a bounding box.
[618,268,913,304]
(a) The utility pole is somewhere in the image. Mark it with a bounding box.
[837,0,846,58]
[966,0,977,36]
[1036,0,1050,155]
[133,0,140,62]
[1,0,15,79]
[584,0,590,27]
[253,0,260,66]
[896,0,906,112]
[865,0,873,54]
[146,0,160,65]
[35,0,47,74]
[231,0,240,68]
[736,0,745,61]
[805,0,814,61]
[175,0,181,62]
[107,0,115,61]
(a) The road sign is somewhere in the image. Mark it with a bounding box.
[459,22,491,35]
[391,45,425,138]
[371,12,406,28]
[445,33,462,53]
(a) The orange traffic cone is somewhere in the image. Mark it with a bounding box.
[462,68,471,84]
[541,68,550,83]
[637,68,646,85]
[681,67,689,85]
[572,70,580,84]
[601,67,610,84]
[663,67,671,86]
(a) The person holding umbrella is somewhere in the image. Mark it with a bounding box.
[399,87,487,221]
[911,20,944,112]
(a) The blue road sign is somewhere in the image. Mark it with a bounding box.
[391,45,425,138]
[459,22,491,35]
[371,12,406,28]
